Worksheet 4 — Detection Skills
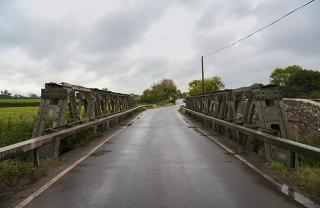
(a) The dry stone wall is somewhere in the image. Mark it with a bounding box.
[283,99,320,140]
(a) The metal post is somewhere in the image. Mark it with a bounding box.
[201,56,205,95]
[289,151,297,168]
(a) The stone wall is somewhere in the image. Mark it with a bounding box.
[282,99,320,140]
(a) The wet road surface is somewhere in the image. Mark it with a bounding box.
[26,106,301,208]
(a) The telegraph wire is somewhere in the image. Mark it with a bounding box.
[203,0,316,57]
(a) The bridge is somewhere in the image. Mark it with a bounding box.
[1,83,319,208]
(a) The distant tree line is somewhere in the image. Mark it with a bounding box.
[0,90,39,98]
[139,76,225,104]
[184,65,320,99]
[137,64,319,105]
[269,65,320,98]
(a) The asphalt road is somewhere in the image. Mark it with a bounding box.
[26,106,301,208]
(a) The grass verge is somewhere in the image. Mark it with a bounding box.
[0,159,62,194]
[269,162,320,198]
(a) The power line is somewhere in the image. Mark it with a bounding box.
[203,0,315,57]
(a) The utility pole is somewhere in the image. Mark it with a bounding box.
[201,56,205,95]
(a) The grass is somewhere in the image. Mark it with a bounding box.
[298,134,320,148]
[0,98,40,103]
[0,159,35,191]
[269,162,320,198]
[296,135,320,167]
[0,107,38,148]
[0,98,40,107]
[0,106,101,150]
[0,106,38,121]
[0,159,62,194]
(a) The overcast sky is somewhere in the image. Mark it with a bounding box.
[0,0,319,96]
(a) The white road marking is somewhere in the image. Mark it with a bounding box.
[15,116,140,208]
[180,113,319,208]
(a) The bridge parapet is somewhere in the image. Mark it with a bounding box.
[0,83,142,166]
[183,84,320,168]
[31,82,136,163]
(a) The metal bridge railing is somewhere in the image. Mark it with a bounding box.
[0,82,145,166]
[0,106,146,166]
[181,106,320,166]
[182,84,320,168]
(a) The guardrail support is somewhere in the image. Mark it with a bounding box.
[289,151,297,168]
[52,138,61,159]
[32,149,40,167]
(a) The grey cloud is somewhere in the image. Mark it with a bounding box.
[0,7,78,60]
[0,0,319,95]
[81,2,169,54]
[195,0,254,30]
[0,0,174,92]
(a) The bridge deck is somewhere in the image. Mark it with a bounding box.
[26,106,301,208]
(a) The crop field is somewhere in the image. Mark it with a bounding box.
[0,107,38,121]
[0,107,38,148]
[0,98,40,103]
[0,98,40,107]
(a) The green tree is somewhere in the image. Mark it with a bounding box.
[0,90,12,98]
[286,69,320,98]
[188,76,224,96]
[269,65,320,98]
[141,79,178,104]
[270,65,302,86]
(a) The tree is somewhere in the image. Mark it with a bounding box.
[141,79,178,104]
[29,94,39,98]
[188,76,225,96]
[176,89,182,98]
[0,90,12,98]
[269,65,320,98]
[286,69,320,98]
[270,65,302,86]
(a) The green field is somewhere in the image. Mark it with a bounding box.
[0,98,40,103]
[0,98,40,108]
[0,107,38,121]
[0,107,38,147]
